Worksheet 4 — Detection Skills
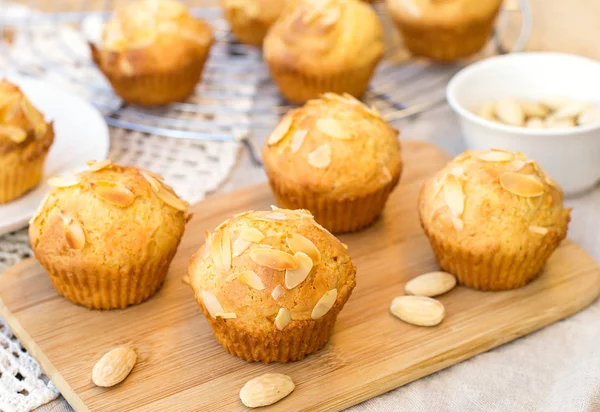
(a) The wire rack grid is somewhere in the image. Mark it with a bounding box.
[0,0,530,165]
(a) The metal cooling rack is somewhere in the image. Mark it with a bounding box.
[0,0,531,165]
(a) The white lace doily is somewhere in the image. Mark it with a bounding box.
[0,4,243,411]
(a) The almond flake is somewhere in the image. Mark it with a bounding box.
[271,285,284,300]
[520,101,549,118]
[20,98,44,129]
[451,216,464,231]
[140,170,162,192]
[156,187,188,212]
[308,144,332,168]
[202,290,224,318]
[267,115,292,146]
[285,251,313,289]
[316,118,351,139]
[47,175,80,188]
[60,212,85,251]
[529,225,549,236]
[381,166,393,184]
[265,212,287,221]
[477,101,496,121]
[240,227,265,243]
[90,181,135,207]
[0,125,27,143]
[250,249,298,270]
[290,130,307,153]
[318,8,339,27]
[203,230,212,258]
[578,108,600,125]
[233,227,265,257]
[216,312,237,319]
[232,238,253,258]
[275,308,292,330]
[477,151,514,162]
[500,172,545,197]
[341,243,348,250]
[238,270,265,291]
[311,289,337,320]
[86,159,112,172]
[443,174,464,217]
[211,231,232,271]
[449,167,464,178]
[506,159,527,172]
[286,234,321,264]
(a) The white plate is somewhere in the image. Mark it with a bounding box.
[0,74,110,236]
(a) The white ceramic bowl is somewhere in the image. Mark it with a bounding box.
[447,52,600,195]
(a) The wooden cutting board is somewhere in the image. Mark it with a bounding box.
[1,141,599,412]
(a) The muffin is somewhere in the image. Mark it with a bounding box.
[0,80,54,203]
[262,93,402,233]
[264,0,384,104]
[222,0,287,47]
[29,160,188,309]
[419,149,571,290]
[386,0,503,61]
[188,207,356,363]
[90,0,213,106]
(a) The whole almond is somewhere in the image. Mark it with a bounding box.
[404,271,457,297]
[495,98,524,126]
[240,373,295,408]
[390,296,445,327]
[92,346,137,387]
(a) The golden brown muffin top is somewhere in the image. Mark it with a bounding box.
[419,149,571,253]
[264,0,384,75]
[262,93,402,199]
[222,0,287,27]
[96,0,213,75]
[387,0,503,24]
[0,80,49,153]
[29,160,188,269]
[189,207,356,332]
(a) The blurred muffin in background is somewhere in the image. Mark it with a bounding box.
[264,0,384,103]
[0,80,54,203]
[222,0,288,47]
[386,0,503,61]
[90,0,213,106]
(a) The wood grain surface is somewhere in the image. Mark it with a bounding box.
[1,141,599,412]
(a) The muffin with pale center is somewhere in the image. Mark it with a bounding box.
[264,0,384,103]
[222,0,288,47]
[90,0,213,105]
[0,80,54,204]
[189,207,356,363]
[262,93,402,233]
[29,160,188,309]
[419,149,571,290]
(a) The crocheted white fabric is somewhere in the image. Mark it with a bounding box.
[0,4,243,411]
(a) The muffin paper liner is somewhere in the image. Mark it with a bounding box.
[91,45,210,106]
[0,150,47,204]
[198,300,346,363]
[421,225,565,290]
[266,58,381,104]
[391,15,499,61]
[34,246,179,310]
[266,169,400,234]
